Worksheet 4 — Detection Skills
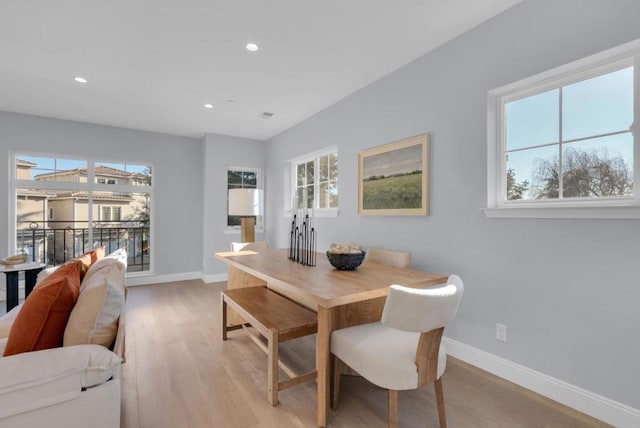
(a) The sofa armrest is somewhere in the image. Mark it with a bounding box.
[0,344,120,419]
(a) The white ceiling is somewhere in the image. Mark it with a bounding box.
[0,0,520,141]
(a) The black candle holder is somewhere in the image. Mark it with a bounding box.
[288,212,316,266]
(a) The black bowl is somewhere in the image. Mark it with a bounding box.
[326,251,366,270]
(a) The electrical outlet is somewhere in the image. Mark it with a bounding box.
[496,323,508,342]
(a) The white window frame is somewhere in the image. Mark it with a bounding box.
[485,39,640,219]
[9,152,154,275]
[100,206,122,222]
[286,145,338,218]
[224,166,264,234]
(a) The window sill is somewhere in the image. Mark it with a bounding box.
[223,227,265,235]
[482,204,640,219]
[283,209,339,218]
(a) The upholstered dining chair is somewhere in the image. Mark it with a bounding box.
[330,275,464,427]
[365,247,412,268]
[230,240,269,252]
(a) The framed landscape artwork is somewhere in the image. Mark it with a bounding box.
[358,134,429,216]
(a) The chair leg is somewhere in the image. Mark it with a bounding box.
[388,389,398,428]
[434,378,446,428]
[267,331,279,405]
[331,355,341,410]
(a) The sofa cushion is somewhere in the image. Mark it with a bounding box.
[3,261,83,357]
[64,255,126,348]
[0,344,121,419]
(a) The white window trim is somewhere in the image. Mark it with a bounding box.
[285,145,339,218]
[9,152,155,273]
[224,166,264,234]
[484,39,640,219]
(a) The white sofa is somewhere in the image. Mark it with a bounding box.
[0,250,126,428]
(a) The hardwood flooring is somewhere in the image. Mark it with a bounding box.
[121,279,609,428]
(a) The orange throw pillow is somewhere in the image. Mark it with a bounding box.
[76,247,106,279]
[3,261,83,356]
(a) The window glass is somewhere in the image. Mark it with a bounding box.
[96,161,151,186]
[227,168,261,227]
[14,155,152,272]
[501,65,634,204]
[16,156,87,182]
[506,89,559,151]
[292,149,338,211]
[563,67,633,141]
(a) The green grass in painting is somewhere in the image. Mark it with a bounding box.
[363,173,422,209]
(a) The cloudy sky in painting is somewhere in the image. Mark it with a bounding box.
[363,144,422,179]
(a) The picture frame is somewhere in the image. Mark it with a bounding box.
[358,134,429,216]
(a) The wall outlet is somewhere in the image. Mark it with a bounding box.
[496,323,508,342]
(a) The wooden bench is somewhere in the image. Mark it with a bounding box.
[221,286,318,405]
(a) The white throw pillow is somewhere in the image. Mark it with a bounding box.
[63,250,126,348]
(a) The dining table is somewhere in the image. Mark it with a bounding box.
[215,247,447,427]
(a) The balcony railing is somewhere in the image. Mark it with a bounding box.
[16,220,149,272]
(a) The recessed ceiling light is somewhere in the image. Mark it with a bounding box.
[74,76,88,84]
[245,43,259,52]
[204,103,214,109]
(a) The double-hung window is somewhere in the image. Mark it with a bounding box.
[486,40,640,218]
[290,146,338,216]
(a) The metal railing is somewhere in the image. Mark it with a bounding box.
[16,220,149,272]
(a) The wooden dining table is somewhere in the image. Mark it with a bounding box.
[215,248,447,427]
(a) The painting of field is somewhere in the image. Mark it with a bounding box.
[363,172,422,209]
[358,134,429,215]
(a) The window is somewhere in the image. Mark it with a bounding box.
[486,40,640,218]
[97,178,117,184]
[12,154,152,272]
[101,206,122,221]
[227,167,261,227]
[291,146,338,215]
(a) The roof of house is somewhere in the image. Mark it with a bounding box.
[49,191,133,202]
[16,158,38,167]
[34,165,144,180]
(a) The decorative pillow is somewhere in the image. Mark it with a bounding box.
[81,248,127,291]
[34,247,105,289]
[3,261,83,357]
[35,266,59,288]
[63,261,125,348]
[75,247,106,279]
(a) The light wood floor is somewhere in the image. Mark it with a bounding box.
[121,280,609,428]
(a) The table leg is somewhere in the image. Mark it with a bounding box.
[24,267,43,299]
[317,306,335,427]
[4,272,19,312]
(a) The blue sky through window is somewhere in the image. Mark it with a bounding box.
[17,156,148,180]
[504,66,633,199]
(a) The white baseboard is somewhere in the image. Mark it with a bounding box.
[201,273,228,284]
[124,271,228,286]
[126,271,202,286]
[444,337,640,428]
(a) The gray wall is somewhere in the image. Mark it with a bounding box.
[201,133,265,276]
[265,0,640,408]
[0,111,203,277]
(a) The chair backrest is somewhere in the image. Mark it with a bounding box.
[365,247,411,268]
[230,241,269,252]
[381,275,464,333]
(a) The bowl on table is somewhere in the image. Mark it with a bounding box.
[326,251,366,270]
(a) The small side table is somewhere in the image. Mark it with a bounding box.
[0,262,46,312]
